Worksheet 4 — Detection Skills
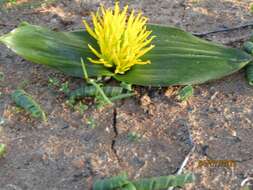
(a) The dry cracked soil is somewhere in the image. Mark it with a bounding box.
[0,0,253,190]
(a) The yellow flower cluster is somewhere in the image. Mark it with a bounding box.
[83,3,155,74]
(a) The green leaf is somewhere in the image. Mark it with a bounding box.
[244,41,253,55]
[128,132,142,142]
[246,62,253,86]
[115,24,252,86]
[0,144,6,158]
[120,82,133,91]
[11,89,47,121]
[133,173,195,190]
[0,72,4,81]
[93,172,130,190]
[250,3,253,14]
[92,173,195,190]
[0,23,112,78]
[0,23,252,87]
[69,85,125,99]
[177,85,194,101]
[121,183,137,190]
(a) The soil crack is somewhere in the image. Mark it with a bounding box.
[111,107,121,163]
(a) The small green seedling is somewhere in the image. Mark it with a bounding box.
[0,144,6,158]
[19,79,29,89]
[250,4,253,14]
[1,0,17,4]
[177,85,194,101]
[65,99,74,109]
[48,77,60,88]
[74,102,88,115]
[87,117,96,129]
[127,132,142,142]
[0,72,4,81]
[59,81,70,94]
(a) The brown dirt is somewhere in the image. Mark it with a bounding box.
[0,0,253,190]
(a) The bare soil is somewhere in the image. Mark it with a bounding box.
[0,0,253,190]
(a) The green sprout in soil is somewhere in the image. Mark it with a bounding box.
[59,81,70,95]
[0,144,7,158]
[250,4,253,14]
[127,132,142,142]
[87,116,96,129]
[74,102,88,115]
[177,85,194,102]
[0,72,4,81]
[18,79,29,89]
[48,77,60,88]
[0,0,17,4]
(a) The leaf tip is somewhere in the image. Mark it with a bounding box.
[0,31,11,45]
[0,34,6,43]
[19,21,30,27]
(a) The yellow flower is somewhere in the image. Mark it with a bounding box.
[83,2,155,74]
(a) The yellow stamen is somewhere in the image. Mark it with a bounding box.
[83,2,155,74]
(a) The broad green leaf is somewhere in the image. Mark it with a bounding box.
[11,89,47,121]
[92,173,195,190]
[0,23,112,77]
[115,24,252,86]
[133,173,195,190]
[0,23,252,87]
[93,172,130,190]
